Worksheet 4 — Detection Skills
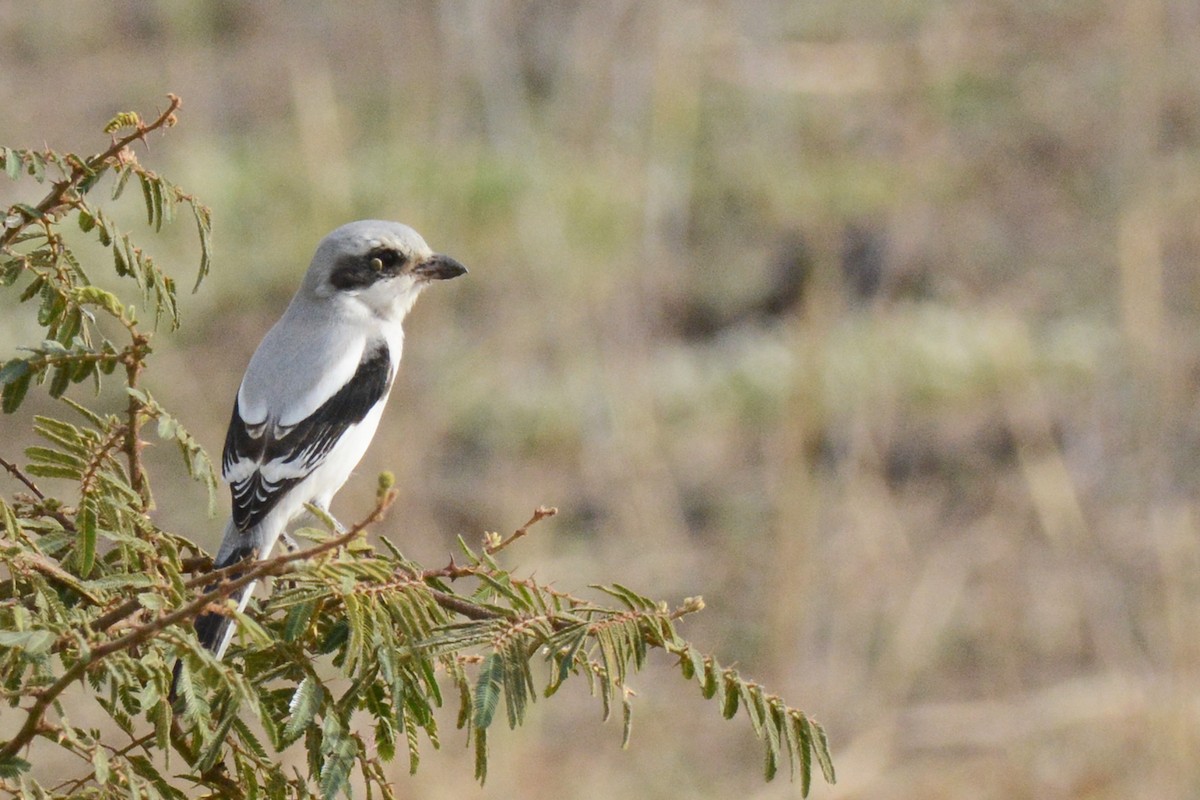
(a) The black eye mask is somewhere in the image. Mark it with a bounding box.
[329,248,408,290]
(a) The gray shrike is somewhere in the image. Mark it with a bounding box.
[190,219,466,663]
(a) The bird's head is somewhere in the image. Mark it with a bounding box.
[304,220,467,321]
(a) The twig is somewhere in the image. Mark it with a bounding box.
[0,486,395,763]
[51,729,157,797]
[0,455,44,499]
[484,505,557,555]
[180,555,213,573]
[122,333,152,510]
[0,455,75,531]
[0,94,182,250]
[89,542,300,635]
[76,426,126,510]
[427,588,509,621]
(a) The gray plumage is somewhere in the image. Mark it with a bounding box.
[188,220,466,665]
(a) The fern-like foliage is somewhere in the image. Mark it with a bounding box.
[0,99,835,799]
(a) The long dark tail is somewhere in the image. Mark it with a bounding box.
[169,520,264,703]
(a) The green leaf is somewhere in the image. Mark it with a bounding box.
[808,715,836,784]
[25,446,84,471]
[374,715,396,762]
[473,727,488,785]
[3,147,20,181]
[621,687,634,750]
[0,629,54,655]
[76,498,97,577]
[104,110,141,133]
[756,693,781,780]
[174,658,211,728]
[501,645,533,729]
[401,703,423,775]
[702,657,722,701]
[73,285,125,318]
[0,256,22,286]
[96,211,112,246]
[0,498,19,540]
[320,619,350,654]
[781,704,802,783]
[722,671,740,719]
[285,676,324,742]
[740,682,766,738]
[48,363,70,398]
[111,166,133,201]
[0,358,30,386]
[92,747,111,785]
[793,713,813,794]
[28,151,45,183]
[25,463,81,480]
[319,713,357,800]
[18,273,44,302]
[154,698,171,754]
[191,202,211,292]
[283,599,317,642]
[127,754,187,800]
[139,173,156,228]
[680,645,704,681]
[196,700,240,773]
[764,736,778,782]
[0,755,31,779]
[472,652,503,730]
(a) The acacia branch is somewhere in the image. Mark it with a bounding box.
[484,505,557,555]
[122,333,152,510]
[0,488,394,763]
[0,455,45,499]
[0,455,76,532]
[0,95,182,250]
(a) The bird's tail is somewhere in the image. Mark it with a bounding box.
[170,518,269,702]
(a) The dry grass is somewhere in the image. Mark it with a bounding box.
[3,1,1200,797]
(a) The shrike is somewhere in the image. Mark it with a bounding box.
[190,219,466,662]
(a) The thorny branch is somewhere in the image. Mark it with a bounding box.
[0,455,45,499]
[0,455,76,532]
[0,94,182,250]
[2,96,182,515]
[0,483,395,763]
[122,333,152,510]
[484,505,557,555]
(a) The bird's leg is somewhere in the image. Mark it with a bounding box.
[278,530,300,553]
[274,530,301,592]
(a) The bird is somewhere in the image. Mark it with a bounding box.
[177,220,466,685]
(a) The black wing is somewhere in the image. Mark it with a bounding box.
[222,342,393,532]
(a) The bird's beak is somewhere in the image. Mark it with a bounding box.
[414,254,468,281]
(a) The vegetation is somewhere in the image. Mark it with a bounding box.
[0,100,833,799]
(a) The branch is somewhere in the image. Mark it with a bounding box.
[0,455,44,499]
[89,538,309,636]
[0,486,395,763]
[122,334,152,510]
[0,454,75,531]
[484,505,556,555]
[0,94,182,249]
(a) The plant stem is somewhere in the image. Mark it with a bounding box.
[123,333,151,510]
[0,488,391,763]
[0,95,182,250]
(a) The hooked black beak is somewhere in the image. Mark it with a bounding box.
[414,254,468,281]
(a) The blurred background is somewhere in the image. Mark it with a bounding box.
[2,1,1199,797]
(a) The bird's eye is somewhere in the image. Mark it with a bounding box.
[370,249,405,270]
